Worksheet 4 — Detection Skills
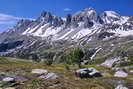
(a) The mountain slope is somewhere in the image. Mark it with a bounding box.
[21,8,133,41]
[0,8,133,61]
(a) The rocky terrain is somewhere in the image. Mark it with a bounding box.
[0,57,132,89]
[0,8,133,89]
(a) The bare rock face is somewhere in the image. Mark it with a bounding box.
[72,8,97,22]
[72,8,97,28]
[14,19,34,33]
[39,11,53,23]
[52,17,64,27]
[39,11,64,27]
[65,14,72,27]
[114,71,128,78]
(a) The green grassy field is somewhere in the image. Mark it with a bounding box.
[0,57,132,89]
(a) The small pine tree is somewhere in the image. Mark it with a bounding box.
[64,48,84,68]
[73,48,84,68]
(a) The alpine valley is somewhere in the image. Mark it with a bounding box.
[0,8,133,89]
[0,8,133,61]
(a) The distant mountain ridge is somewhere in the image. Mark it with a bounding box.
[21,8,133,40]
[0,8,133,60]
[0,8,132,41]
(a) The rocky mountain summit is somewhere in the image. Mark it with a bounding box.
[0,8,133,65]
[21,8,133,41]
[1,8,133,42]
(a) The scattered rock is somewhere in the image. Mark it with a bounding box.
[0,73,6,81]
[0,73,28,83]
[114,71,128,78]
[101,57,129,69]
[115,84,128,89]
[101,57,121,68]
[32,69,59,80]
[0,73,29,88]
[129,70,133,73]
[2,77,14,82]
[75,68,102,78]
[40,72,58,80]
[103,78,125,86]
[112,65,133,71]
[31,69,48,75]
[13,75,28,82]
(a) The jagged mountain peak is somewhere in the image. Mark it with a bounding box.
[15,19,34,27]
[128,15,133,22]
[1,8,133,43]
[39,11,61,19]
[72,8,97,22]
[83,8,97,16]
[40,11,51,17]
[18,8,133,40]
[75,8,96,15]
[102,11,120,17]
[36,10,64,26]
[100,11,121,24]
[84,8,95,11]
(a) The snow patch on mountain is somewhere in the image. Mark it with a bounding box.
[111,29,133,37]
[18,8,133,41]
[104,11,120,18]
[72,28,92,39]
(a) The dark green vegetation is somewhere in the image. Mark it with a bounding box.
[60,48,84,67]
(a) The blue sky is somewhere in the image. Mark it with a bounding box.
[0,0,132,32]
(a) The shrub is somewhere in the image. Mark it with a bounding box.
[63,48,84,66]
[45,59,53,66]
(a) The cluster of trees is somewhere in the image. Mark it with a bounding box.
[62,48,84,67]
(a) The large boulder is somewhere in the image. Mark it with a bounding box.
[32,69,59,80]
[31,69,48,75]
[114,71,128,78]
[75,68,102,78]
[115,84,128,89]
